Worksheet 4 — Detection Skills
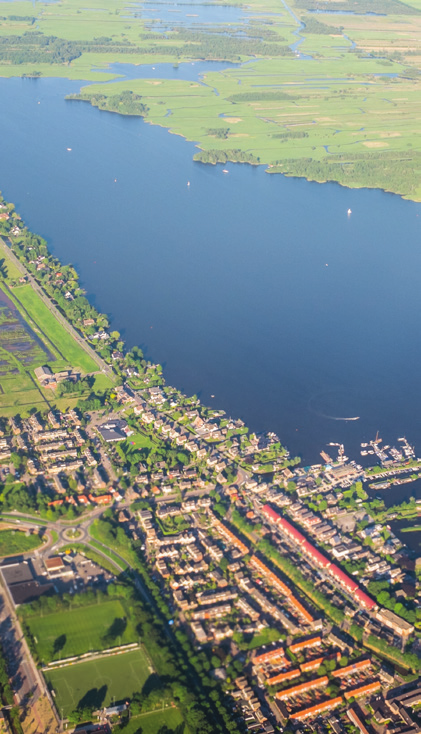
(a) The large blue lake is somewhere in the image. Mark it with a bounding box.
[0,75,421,466]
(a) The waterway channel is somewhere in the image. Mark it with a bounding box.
[0,74,421,470]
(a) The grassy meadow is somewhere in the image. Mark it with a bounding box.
[0,239,102,414]
[12,283,98,374]
[44,648,151,716]
[26,599,138,662]
[0,528,43,556]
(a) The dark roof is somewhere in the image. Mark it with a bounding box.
[97,419,128,442]
[10,581,54,605]
[2,561,34,586]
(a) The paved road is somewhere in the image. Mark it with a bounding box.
[0,237,113,379]
[0,579,53,710]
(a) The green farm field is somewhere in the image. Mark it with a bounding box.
[44,648,152,716]
[0,235,102,412]
[12,284,98,374]
[26,600,138,662]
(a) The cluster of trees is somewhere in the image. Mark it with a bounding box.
[194,149,260,165]
[366,634,421,672]
[68,91,148,118]
[58,376,93,397]
[0,644,22,734]
[273,130,309,139]
[295,0,418,15]
[272,151,421,198]
[366,580,417,624]
[303,17,342,34]
[0,33,81,65]
[0,477,84,520]
[228,90,291,103]
[1,15,35,22]
[206,127,230,139]
[175,29,292,60]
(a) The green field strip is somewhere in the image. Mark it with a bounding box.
[25,599,138,662]
[44,648,152,716]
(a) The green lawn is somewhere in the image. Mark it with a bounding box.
[114,708,188,734]
[44,648,152,716]
[13,284,98,374]
[0,529,43,557]
[0,249,22,280]
[26,600,138,662]
[126,432,155,449]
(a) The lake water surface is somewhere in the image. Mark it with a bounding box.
[0,76,420,466]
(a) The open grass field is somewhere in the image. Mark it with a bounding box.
[12,284,98,374]
[0,0,420,196]
[0,529,43,556]
[112,707,188,734]
[126,432,156,450]
[44,648,152,716]
[26,600,138,662]
[0,238,101,413]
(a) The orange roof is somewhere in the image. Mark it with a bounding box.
[275,676,328,700]
[45,557,64,570]
[289,595,314,624]
[48,499,63,506]
[267,669,301,686]
[290,696,343,720]
[344,681,381,700]
[332,660,371,678]
[250,556,314,622]
[215,520,248,554]
[89,494,112,504]
[78,495,90,504]
[300,656,324,673]
[254,646,285,665]
[289,636,321,654]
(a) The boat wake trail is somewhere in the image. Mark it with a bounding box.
[307,391,360,422]
[318,414,360,422]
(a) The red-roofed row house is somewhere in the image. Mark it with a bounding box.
[262,505,376,611]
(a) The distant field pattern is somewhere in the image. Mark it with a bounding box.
[0,0,419,197]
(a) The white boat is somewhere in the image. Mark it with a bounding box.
[347,208,352,214]
[222,169,229,174]
[66,147,72,151]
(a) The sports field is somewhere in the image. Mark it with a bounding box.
[44,648,152,716]
[26,599,137,662]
